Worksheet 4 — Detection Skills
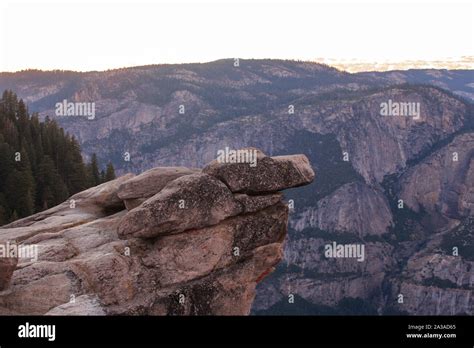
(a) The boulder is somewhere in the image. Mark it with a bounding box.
[203,150,315,193]
[117,167,199,209]
[234,193,283,213]
[45,294,106,315]
[140,202,288,286]
[118,173,242,238]
[0,257,17,291]
[0,149,314,315]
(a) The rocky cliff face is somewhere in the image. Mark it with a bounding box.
[399,132,474,220]
[290,182,393,237]
[0,60,472,316]
[0,150,314,315]
[252,132,474,316]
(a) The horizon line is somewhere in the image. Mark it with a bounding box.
[0,56,473,74]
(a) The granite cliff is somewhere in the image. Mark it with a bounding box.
[0,149,314,315]
[0,60,472,315]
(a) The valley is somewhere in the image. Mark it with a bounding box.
[0,59,472,315]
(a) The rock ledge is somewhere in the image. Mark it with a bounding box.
[0,149,314,315]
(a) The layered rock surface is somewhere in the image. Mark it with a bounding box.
[0,150,314,315]
[399,132,474,219]
[1,63,472,316]
[290,182,393,237]
[253,132,474,316]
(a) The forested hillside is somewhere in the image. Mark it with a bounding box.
[0,90,115,225]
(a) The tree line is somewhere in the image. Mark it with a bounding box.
[0,90,115,225]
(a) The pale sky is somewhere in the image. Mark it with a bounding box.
[0,0,472,72]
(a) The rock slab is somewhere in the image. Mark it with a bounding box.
[0,149,314,315]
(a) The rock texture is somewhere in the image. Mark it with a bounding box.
[400,132,474,219]
[253,132,474,316]
[0,150,314,315]
[1,61,472,316]
[0,257,17,291]
[388,253,474,315]
[291,182,393,237]
[203,150,315,193]
[117,166,199,210]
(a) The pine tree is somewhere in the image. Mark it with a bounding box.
[0,90,107,225]
[105,162,116,182]
[0,193,9,226]
[7,147,36,218]
[88,153,101,186]
[67,136,88,194]
[36,156,68,210]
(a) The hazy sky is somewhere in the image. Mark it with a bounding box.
[0,0,472,72]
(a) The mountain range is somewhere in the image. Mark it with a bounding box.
[0,59,472,315]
